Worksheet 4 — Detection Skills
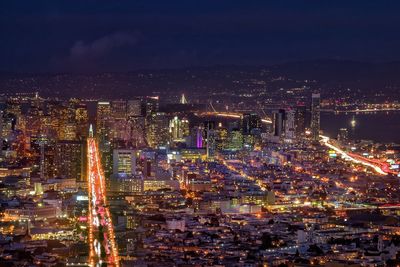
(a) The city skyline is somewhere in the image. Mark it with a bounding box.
[1,2,400,267]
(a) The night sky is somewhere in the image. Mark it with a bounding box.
[1,0,400,72]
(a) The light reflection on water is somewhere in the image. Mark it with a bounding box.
[321,111,400,143]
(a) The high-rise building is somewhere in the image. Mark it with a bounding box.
[31,135,52,180]
[127,99,143,117]
[59,122,77,141]
[272,109,285,137]
[54,140,85,182]
[113,149,136,176]
[311,93,321,141]
[284,109,296,140]
[0,110,3,153]
[96,101,111,139]
[215,124,228,151]
[295,105,307,137]
[169,116,190,142]
[229,129,243,151]
[146,112,169,148]
[144,159,152,178]
[338,128,349,142]
[127,116,146,147]
[188,126,204,148]
[242,113,262,135]
[145,97,159,117]
[204,121,216,159]
[111,100,127,120]
[96,101,112,177]
[110,174,143,194]
[75,104,89,139]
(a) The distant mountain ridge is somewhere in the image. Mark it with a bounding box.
[0,59,399,98]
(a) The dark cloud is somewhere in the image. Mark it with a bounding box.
[69,31,140,60]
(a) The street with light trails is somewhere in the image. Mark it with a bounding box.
[320,135,392,176]
[87,138,119,267]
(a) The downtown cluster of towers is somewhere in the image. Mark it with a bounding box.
[0,92,320,184]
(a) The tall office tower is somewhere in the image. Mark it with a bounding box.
[169,116,190,142]
[128,116,146,147]
[75,104,89,139]
[54,140,85,181]
[242,113,262,135]
[113,149,136,176]
[111,100,127,120]
[96,101,112,139]
[59,122,77,141]
[284,109,296,140]
[110,119,131,142]
[295,104,307,137]
[28,95,44,117]
[144,158,152,177]
[146,112,169,148]
[1,112,17,139]
[145,96,159,117]
[169,116,181,141]
[0,99,5,145]
[127,99,143,117]
[32,135,56,180]
[181,117,190,138]
[272,109,286,137]
[338,128,349,142]
[203,121,216,159]
[215,124,228,151]
[187,126,204,148]
[5,99,22,123]
[144,97,160,146]
[96,101,112,178]
[229,128,243,151]
[311,93,321,141]
[0,110,3,153]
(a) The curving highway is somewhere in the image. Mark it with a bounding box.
[320,135,388,175]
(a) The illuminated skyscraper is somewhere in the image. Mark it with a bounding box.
[188,126,204,148]
[75,104,89,139]
[229,128,243,151]
[59,122,77,141]
[96,101,111,139]
[0,110,3,153]
[242,113,262,135]
[54,140,85,182]
[295,105,307,137]
[338,128,349,142]
[146,112,169,148]
[128,116,146,147]
[203,121,216,159]
[169,116,190,142]
[311,93,321,141]
[113,149,136,176]
[127,99,143,117]
[284,109,296,140]
[145,96,159,117]
[215,124,228,151]
[96,101,112,177]
[272,109,285,137]
[111,100,127,120]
